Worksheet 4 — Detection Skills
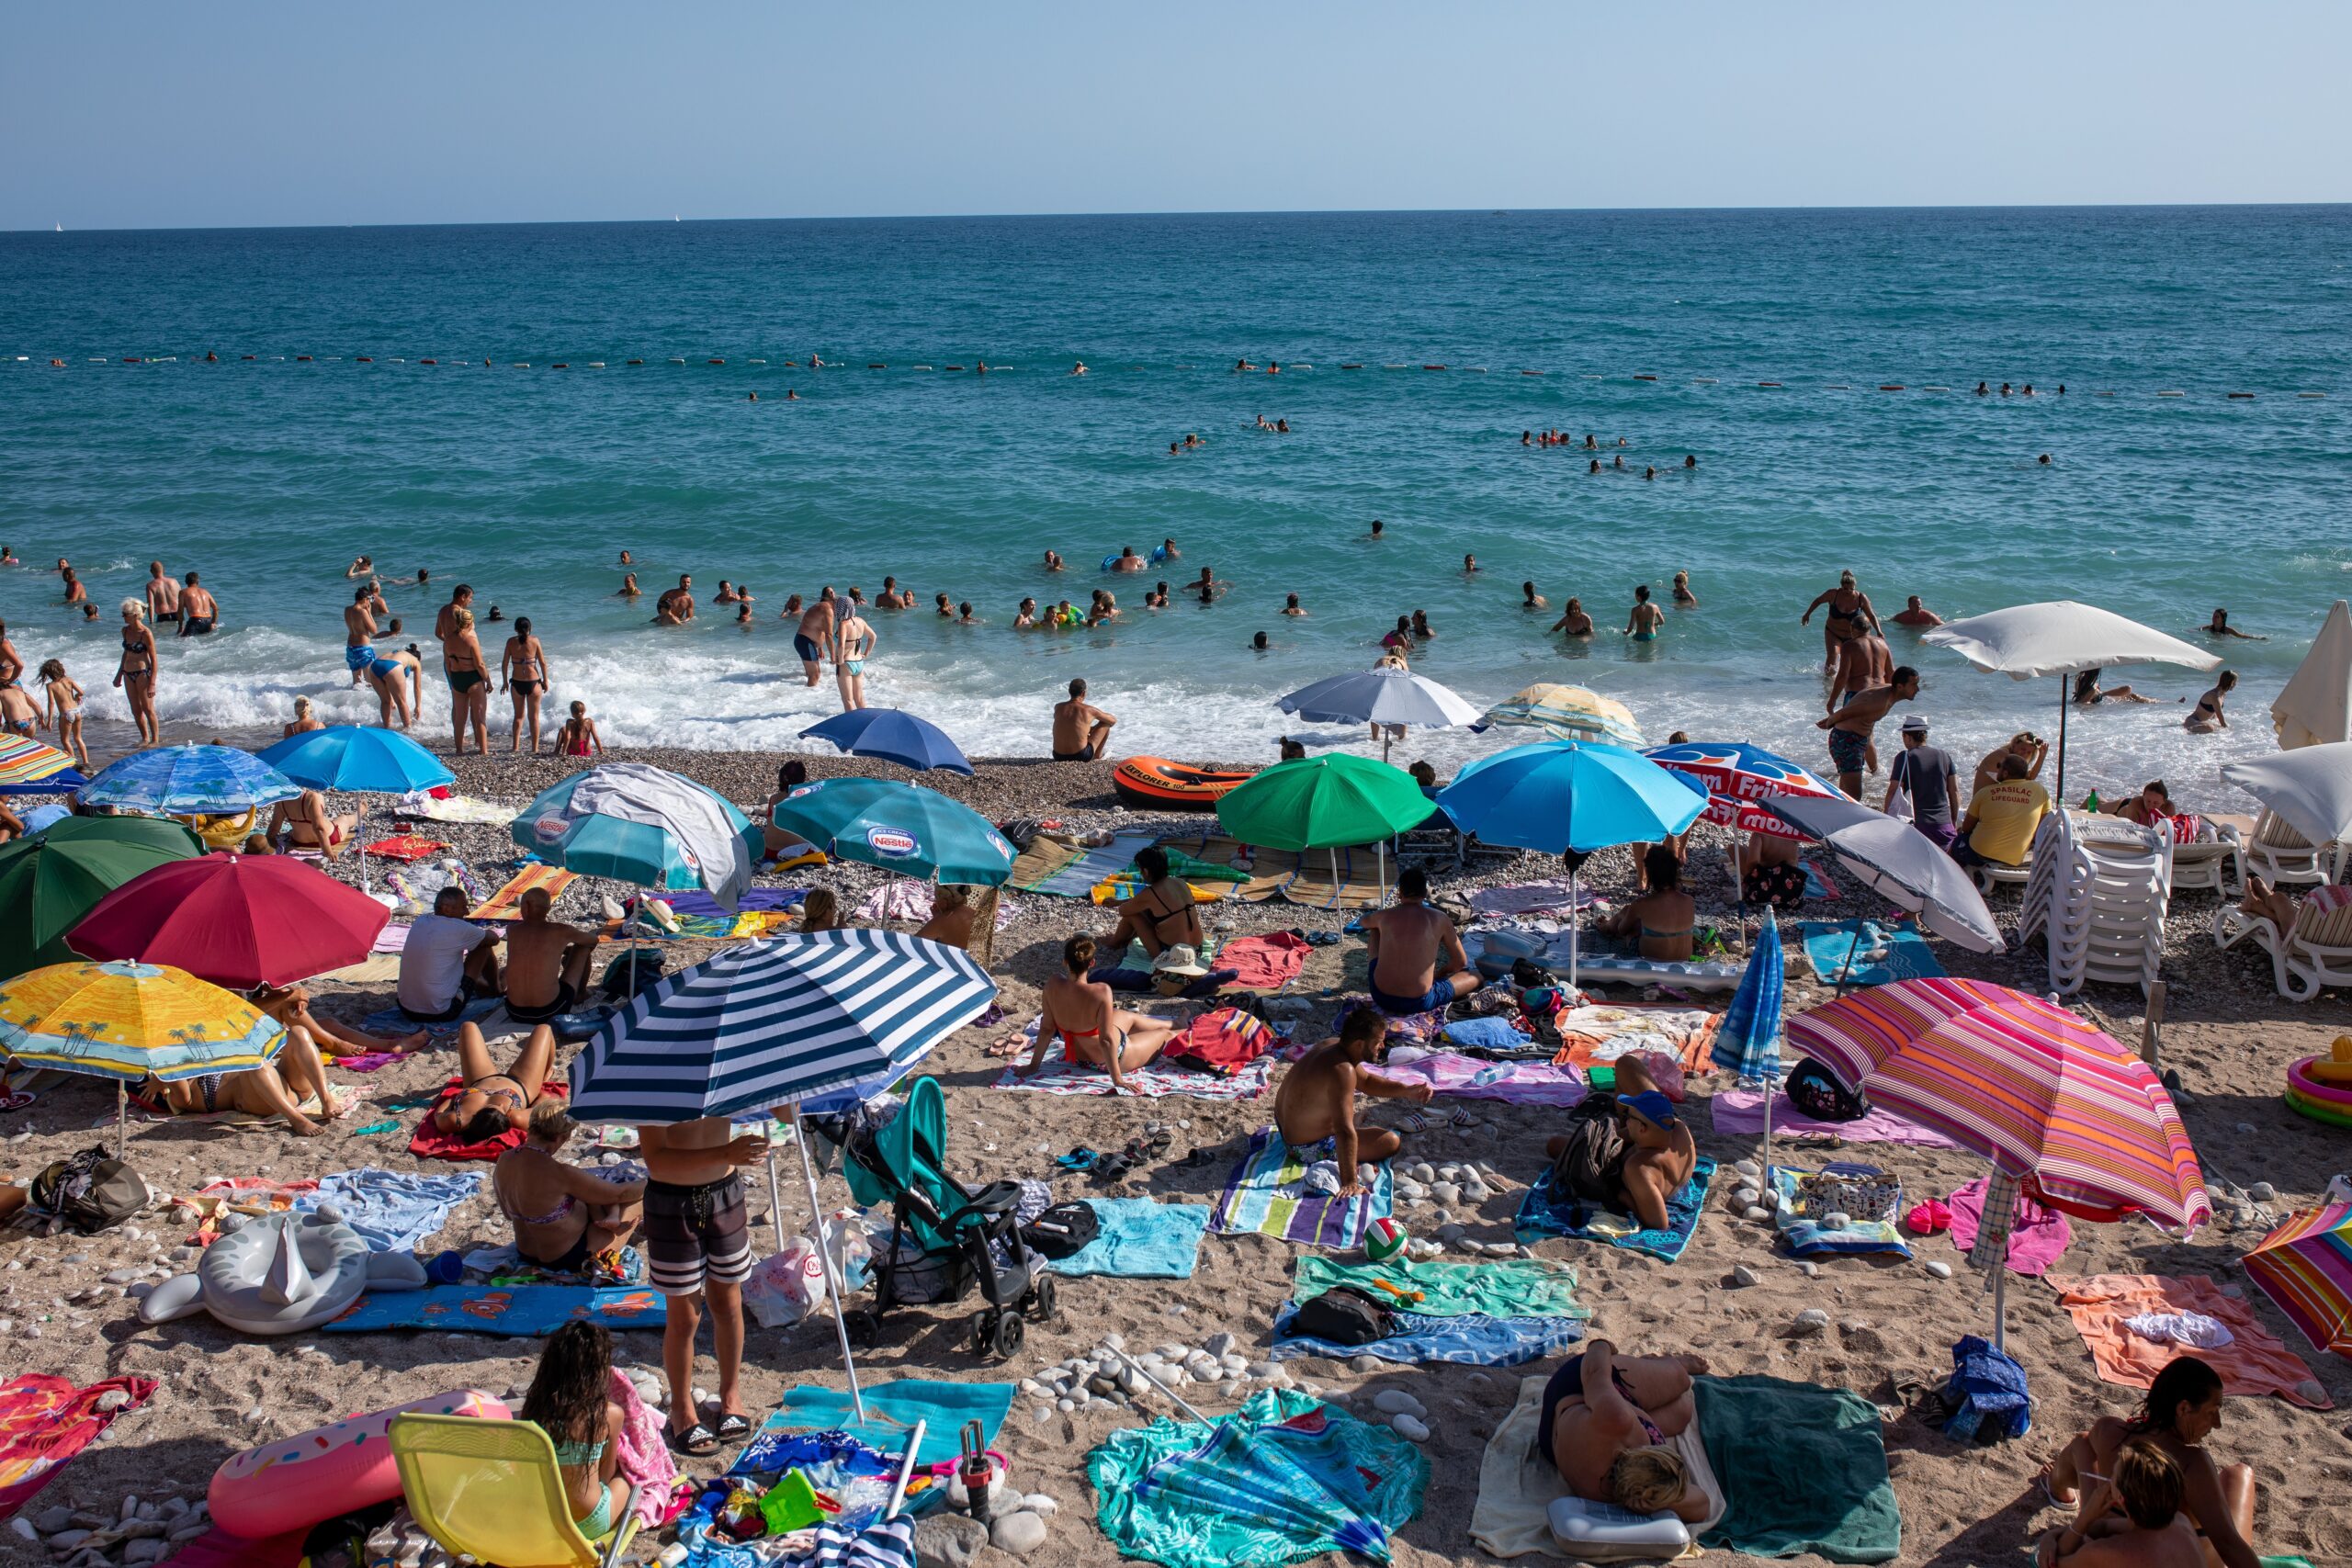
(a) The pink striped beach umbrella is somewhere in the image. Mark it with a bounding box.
[2243,1201,2352,1361]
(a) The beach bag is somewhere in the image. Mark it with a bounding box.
[1291,1286,1395,1347]
[597,947,668,1001]
[1786,1058,1870,1122]
[1548,1103,1628,1206]
[30,1147,150,1235]
[1939,1334,2032,1444]
[1017,1201,1101,1260]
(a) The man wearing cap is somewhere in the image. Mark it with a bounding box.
[1884,715,1962,850]
[1542,1056,1695,1232]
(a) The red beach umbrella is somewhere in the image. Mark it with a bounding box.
[67,852,390,991]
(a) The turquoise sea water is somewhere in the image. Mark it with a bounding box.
[2,208,2347,804]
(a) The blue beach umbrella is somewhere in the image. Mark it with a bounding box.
[770,777,1015,886]
[257,726,458,892]
[1713,908,1786,1178]
[512,764,763,897]
[798,708,974,775]
[77,744,301,818]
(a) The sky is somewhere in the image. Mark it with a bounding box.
[5,1,2347,230]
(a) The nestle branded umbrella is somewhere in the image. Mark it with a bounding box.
[0,816,204,981]
[770,778,1014,886]
[70,852,390,990]
[255,725,458,893]
[1713,908,1786,1178]
[2273,600,2352,751]
[76,744,301,817]
[1643,741,1840,840]
[798,709,974,775]
[1277,667,1480,763]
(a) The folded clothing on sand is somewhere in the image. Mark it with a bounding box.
[1515,1156,1715,1263]
[407,1075,569,1161]
[1272,1305,1582,1367]
[1217,931,1312,990]
[1044,1199,1210,1279]
[2052,1273,2332,1408]
[1692,1374,1901,1562]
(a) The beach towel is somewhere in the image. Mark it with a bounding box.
[401,792,514,825]
[1381,1048,1588,1107]
[1163,1007,1279,1076]
[1550,1004,1720,1073]
[1515,1156,1716,1263]
[1692,1375,1901,1562]
[469,863,580,920]
[371,921,410,953]
[1799,919,1948,987]
[1272,1305,1584,1367]
[1770,1163,1909,1257]
[406,1074,569,1161]
[361,994,503,1038]
[769,1380,1015,1469]
[155,1529,306,1568]
[1707,1086,1961,1148]
[1210,1127,1392,1248]
[293,1168,484,1253]
[1016,830,1158,898]
[1294,1255,1589,1319]
[1046,1199,1211,1279]
[1468,882,1598,919]
[1947,1175,2074,1275]
[606,1367,676,1528]
[0,1374,157,1521]
[2051,1274,2332,1408]
[1469,1375,1724,1560]
[1091,871,1242,907]
[993,1019,1274,1100]
[363,834,448,862]
[323,1283,666,1336]
[1218,931,1313,990]
[384,860,490,912]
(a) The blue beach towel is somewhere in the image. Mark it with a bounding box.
[1514,1156,1715,1262]
[1047,1199,1211,1279]
[294,1168,481,1253]
[772,1380,1015,1469]
[1798,920,1947,987]
[322,1284,667,1335]
[1271,1304,1583,1366]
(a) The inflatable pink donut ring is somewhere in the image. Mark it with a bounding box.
[209,1388,508,1539]
[2288,1055,2352,1109]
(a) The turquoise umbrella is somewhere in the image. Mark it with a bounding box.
[511,767,763,892]
[769,778,1014,886]
[257,725,458,893]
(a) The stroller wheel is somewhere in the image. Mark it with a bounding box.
[843,1309,880,1350]
[989,1310,1026,1359]
[1026,1274,1058,1322]
[969,1310,995,1355]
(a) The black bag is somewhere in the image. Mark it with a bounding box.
[1548,1100,1629,1205]
[1290,1285,1395,1347]
[29,1146,149,1235]
[1018,1201,1102,1260]
[1786,1059,1871,1122]
[597,947,668,1001]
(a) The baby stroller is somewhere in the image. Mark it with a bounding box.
[820,1076,1055,1359]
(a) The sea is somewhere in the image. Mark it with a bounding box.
[3,207,2347,807]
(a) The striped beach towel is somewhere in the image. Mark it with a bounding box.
[1209,1126,1392,1248]
[1017,831,1159,898]
[363,834,449,862]
[469,863,579,920]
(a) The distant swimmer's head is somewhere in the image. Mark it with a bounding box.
[1522,581,1536,600]
[1634,584,1651,603]
[1285,593,1301,610]
[1369,520,1384,537]
[2210,608,2230,628]
[2039,453,2052,465]
[1251,631,1270,649]
[1684,454,1696,468]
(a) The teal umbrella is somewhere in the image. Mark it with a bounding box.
[770,778,1015,886]
[511,765,763,893]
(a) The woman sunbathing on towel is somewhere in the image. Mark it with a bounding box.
[431,1021,560,1144]
[1538,1338,1713,1523]
[2043,1356,2260,1568]
[1022,933,1174,1094]
[1594,847,1696,962]
[249,982,427,1056]
[139,1027,348,1137]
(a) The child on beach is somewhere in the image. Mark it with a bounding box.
[522,1321,630,1540]
[557,701,603,758]
[37,660,85,766]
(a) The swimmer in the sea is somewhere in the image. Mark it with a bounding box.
[618,550,633,567]
[1623,585,1664,641]
[957,602,979,624]
[1412,609,1436,640]
[2039,453,2052,465]
[2073,669,2157,705]
[1274,417,1289,433]
[1368,520,1384,540]
[1892,594,1942,628]
[1070,360,1086,376]
[1643,467,1656,480]
[1013,597,1039,629]
[345,555,373,578]
[1193,568,1229,600]
[1250,631,1271,650]
[1111,547,1146,573]
[1671,571,1697,606]
[1463,554,1479,574]
[2184,670,2237,734]
[1684,454,1696,469]
[1283,593,1308,616]
[935,592,954,617]
[1552,598,1594,637]
[1159,537,1181,559]
[2199,608,2265,641]
[1523,581,1549,610]
[1043,550,1064,572]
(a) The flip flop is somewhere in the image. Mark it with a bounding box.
[713,1412,753,1443]
[1055,1148,1098,1171]
[664,1422,721,1458]
[0,1090,35,1112]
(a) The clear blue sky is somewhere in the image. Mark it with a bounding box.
[6,1,2346,230]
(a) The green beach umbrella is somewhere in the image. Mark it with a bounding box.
[1216,754,1432,898]
[0,817,206,981]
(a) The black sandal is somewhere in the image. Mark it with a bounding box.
[713,1412,753,1443]
[664,1422,721,1458]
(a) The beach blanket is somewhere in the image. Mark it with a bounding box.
[362,997,608,1042]
[1708,1086,1961,1148]
[0,1374,158,1522]
[1469,1375,1724,1560]
[371,921,409,953]
[400,791,514,825]
[665,887,804,919]
[1046,1199,1211,1279]
[1209,1127,1392,1248]
[1515,1156,1716,1263]
[156,1529,306,1568]
[1217,931,1312,990]
[469,863,580,920]
[1551,1004,1720,1073]
[1015,830,1158,898]
[1090,1389,1427,1568]
[363,834,448,862]
[992,1020,1274,1100]
[1799,919,1948,987]
[771,1380,1014,1469]
[324,1284,666,1336]
[1947,1175,2073,1275]
[1382,1048,1587,1107]
[1272,1305,1583,1367]
[1771,1163,1910,1258]
[294,1168,484,1253]
[383,860,490,912]
[607,1367,677,1528]
[361,994,502,1037]
[1294,1255,1588,1319]
[1468,881,1598,919]
[2051,1274,2331,1408]
[407,1075,569,1161]
[314,953,402,986]
[1692,1375,1901,1562]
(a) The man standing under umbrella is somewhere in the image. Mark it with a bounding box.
[1816,665,1921,800]
[638,1113,768,1457]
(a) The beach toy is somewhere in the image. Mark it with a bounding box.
[1112,756,1254,812]
[1363,1216,1408,1264]
[209,1388,509,1538]
[139,1209,418,1335]
[2287,1056,2352,1129]
[1547,1495,1691,1557]
[2307,1036,2352,1087]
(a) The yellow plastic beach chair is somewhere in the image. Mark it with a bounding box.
[390,1412,641,1568]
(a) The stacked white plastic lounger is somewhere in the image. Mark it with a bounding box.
[2017,810,2170,997]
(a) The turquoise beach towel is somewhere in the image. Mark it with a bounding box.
[1798,919,1947,987]
[1048,1199,1211,1279]
[1514,1156,1715,1262]
[775,1379,1014,1469]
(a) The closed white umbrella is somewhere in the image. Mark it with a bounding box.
[1278,667,1481,762]
[1758,792,2004,956]
[2273,600,2352,751]
[2220,743,2352,851]
[1922,601,2221,799]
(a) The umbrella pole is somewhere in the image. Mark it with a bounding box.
[1993,1261,2008,1355]
[1568,869,1581,993]
[2055,677,2068,807]
[115,1081,127,1159]
[764,1146,788,1252]
[788,1101,868,1423]
[1838,925,1866,992]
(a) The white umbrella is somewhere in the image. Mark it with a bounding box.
[2273,600,2352,750]
[1278,667,1480,762]
[1922,601,2220,799]
[2220,743,2352,851]
[1758,792,2004,968]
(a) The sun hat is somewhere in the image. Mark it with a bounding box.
[1151,943,1210,978]
[1900,716,1930,735]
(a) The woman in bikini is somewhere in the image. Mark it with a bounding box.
[267,788,360,861]
[1594,846,1696,961]
[2043,1356,2263,1568]
[1020,933,1175,1094]
[1799,570,1881,670]
[833,603,875,712]
[365,645,424,729]
[2075,669,2158,705]
[431,1021,560,1145]
[141,1024,348,1136]
[2184,671,2236,734]
[282,694,325,738]
[113,600,161,747]
[444,606,491,753]
[496,1101,646,1273]
[502,615,551,754]
[1102,846,1205,958]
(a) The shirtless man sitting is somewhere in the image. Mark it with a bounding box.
[1537,1338,1714,1524]
[796,590,839,688]
[502,886,601,1023]
[1816,665,1920,800]
[1052,678,1117,761]
[1273,1009,1430,1196]
[1361,867,1481,1017]
[1541,1055,1696,1231]
[429,1021,560,1145]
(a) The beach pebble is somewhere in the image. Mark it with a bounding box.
[35,1507,74,1535]
[6,1517,38,1543]
[1733,1187,1762,1208]
[1792,1309,1830,1335]
[1023,1494,1058,1517]
[1798,1262,1820,1279]
[1204,1331,1236,1359]
[1461,1180,1491,1202]
[1924,1260,1952,1280]
[1734,1158,1761,1178]
[2295,1380,2324,1405]
[126,1538,170,1563]
[1743,1205,1770,1223]
[1731,1265,1759,1288]
[1349,1355,1383,1373]
[913,1513,989,1568]
[1374,1390,1425,1416]
[1409,1163,1437,1184]
[2247,1182,2277,1204]
[1430,1182,1462,1207]
[1247,1360,1282,1380]
[1391,1414,1430,1442]
[1056,1399,1075,1413]
[46,1529,94,1551]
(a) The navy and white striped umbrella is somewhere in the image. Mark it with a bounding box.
[567,928,996,1124]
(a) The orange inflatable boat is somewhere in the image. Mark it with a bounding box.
[1112,757,1253,811]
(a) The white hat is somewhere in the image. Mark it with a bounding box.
[1151,943,1210,978]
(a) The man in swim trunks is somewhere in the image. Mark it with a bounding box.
[1273,1008,1430,1195]
[176,571,219,636]
[502,886,601,1024]
[1361,867,1482,1016]
[344,584,379,686]
[1536,1338,1713,1523]
[144,561,181,626]
[1111,547,1145,572]
[795,589,837,688]
[434,581,475,648]
[638,1113,768,1456]
[1828,627,1893,712]
[1892,593,1943,627]
[1541,1056,1695,1230]
[1052,677,1116,761]
[1623,585,1664,641]
[655,575,695,626]
[1816,665,1919,800]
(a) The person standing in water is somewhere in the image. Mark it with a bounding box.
[1623,585,1664,641]
[795,589,837,689]
[344,583,379,687]
[1800,570,1881,669]
[502,615,551,754]
[833,597,875,712]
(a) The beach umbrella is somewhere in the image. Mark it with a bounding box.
[2242,1201,2352,1361]
[2219,743,2352,853]
[69,852,390,990]
[1433,741,1707,987]
[1789,977,2211,1349]
[1642,740,1840,840]
[2273,600,2352,751]
[1216,754,1432,899]
[0,817,204,981]
[0,733,86,796]
[771,777,1015,886]
[257,725,458,893]
[75,744,301,817]
[568,928,999,1421]
[514,761,761,907]
[1756,792,2002,958]
[1921,602,2220,799]
[0,959,287,1153]
[798,709,974,775]
[1277,667,1480,762]
[1473,682,1644,747]
[1713,908,1786,1179]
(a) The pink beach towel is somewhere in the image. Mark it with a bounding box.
[1218,931,1311,990]
[1946,1175,2074,1275]
[1708,1087,1962,1148]
[0,1374,157,1521]
[606,1368,677,1527]
[1382,1049,1589,1107]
